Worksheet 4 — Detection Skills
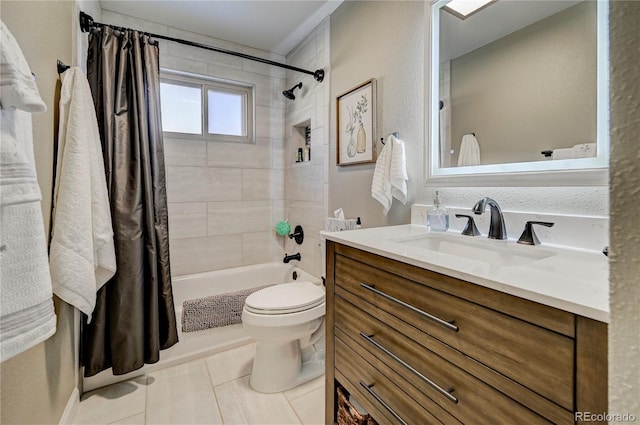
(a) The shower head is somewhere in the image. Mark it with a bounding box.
[283,82,302,100]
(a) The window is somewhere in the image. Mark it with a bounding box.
[160,71,255,143]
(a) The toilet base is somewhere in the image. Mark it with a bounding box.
[249,339,324,393]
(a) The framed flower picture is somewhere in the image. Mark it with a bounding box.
[337,79,377,165]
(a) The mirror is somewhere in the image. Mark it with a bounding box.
[427,0,609,185]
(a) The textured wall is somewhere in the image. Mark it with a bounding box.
[283,18,331,278]
[329,1,608,232]
[99,11,288,276]
[0,2,76,424]
[608,1,640,420]
[330,1,425,228]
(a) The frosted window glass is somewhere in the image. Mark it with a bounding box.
[160,82,201,134]
[208,90,244,136]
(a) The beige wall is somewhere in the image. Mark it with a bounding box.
[449,2,597,165]
[284,18,331,278]
[0,2,76,424]
[330,1,425,228]
[609,1,640,420]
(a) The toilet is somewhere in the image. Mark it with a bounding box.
[242,280,326,393]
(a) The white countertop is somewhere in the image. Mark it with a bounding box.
[322,225,609,323]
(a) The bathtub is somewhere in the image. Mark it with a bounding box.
[83,262,320,392]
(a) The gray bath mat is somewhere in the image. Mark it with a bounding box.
[182,284,275,332]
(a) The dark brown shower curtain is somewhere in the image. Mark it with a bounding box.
[82,27,178,376]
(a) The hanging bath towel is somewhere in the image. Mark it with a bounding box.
[457,133,481,166]
[0,21,56,362]
[49,67,116,319]
[371,135,408,215]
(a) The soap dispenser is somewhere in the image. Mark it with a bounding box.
[427,191,449,232]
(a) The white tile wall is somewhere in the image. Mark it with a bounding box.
[241,232,283,266]
[169,235,242,276]
[164,138,206,167]
[168,203,207,239]
[207,138,273,169]
[166,167,242,203]
[242,169,284,201]
[207,201,272,235]
[284,18,331,278]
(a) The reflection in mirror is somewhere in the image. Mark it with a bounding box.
[428,0,609,184]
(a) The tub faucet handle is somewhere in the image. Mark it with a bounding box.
[288,225,304,245]
[517,221,554,246]
[455,214,480,236]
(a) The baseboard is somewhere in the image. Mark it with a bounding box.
[59,387,79,425]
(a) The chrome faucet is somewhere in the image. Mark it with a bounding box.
[472,197,507,240]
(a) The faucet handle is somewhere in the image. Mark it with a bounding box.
[455,214,481,236]
[517,221,554,245]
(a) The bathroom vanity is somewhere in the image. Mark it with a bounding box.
[323,225,608,425]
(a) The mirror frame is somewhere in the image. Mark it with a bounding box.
[424,0,609,186]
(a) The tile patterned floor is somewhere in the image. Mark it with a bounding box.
[73,343,324,425]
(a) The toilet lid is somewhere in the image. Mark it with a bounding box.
[245,281,325,314]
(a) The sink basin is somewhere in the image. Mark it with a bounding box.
[392,233,555,267]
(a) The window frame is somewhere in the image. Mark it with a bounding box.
[160,69,255,144]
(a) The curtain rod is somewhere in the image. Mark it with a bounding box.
[79,11,325,82]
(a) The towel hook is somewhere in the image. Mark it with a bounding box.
[57,60,70,75]
[380,132,399,145]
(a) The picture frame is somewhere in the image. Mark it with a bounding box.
[337,79,377,165]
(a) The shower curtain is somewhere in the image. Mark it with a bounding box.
[82,27,178,376]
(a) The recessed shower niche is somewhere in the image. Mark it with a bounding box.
[291,119,312,166]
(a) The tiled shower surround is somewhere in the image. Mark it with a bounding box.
[100,11,329,277]
[283,18,331,279]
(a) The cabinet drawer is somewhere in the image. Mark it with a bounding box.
[335,254,575,410]
[336,337,447,425]
[336,296,561,425]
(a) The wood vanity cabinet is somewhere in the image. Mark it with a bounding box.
[324,241,608,425]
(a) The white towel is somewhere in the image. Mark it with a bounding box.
[573,143,597,158]
[457,133,481,166]
[552,143,597,160]
[371,135,408,215]
[0,21,56,362]
[49,68,116,319]
[551,147,575,160]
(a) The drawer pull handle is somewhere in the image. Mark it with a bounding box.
[360,283,459,332]
[359,381,409,425]
[360,333,459,404]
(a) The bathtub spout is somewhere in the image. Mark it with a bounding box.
[283,253,301,263]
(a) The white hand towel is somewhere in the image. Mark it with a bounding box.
[551,147,576,160]
[0,21,56,362]
[573,143,597,158]
[371,135,408,215]
[552,143,596,160]
[390,136,408,205]
[457,133,481,166]
[49,67,116,320]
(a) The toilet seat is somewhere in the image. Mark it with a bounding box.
[245,281,325,315]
